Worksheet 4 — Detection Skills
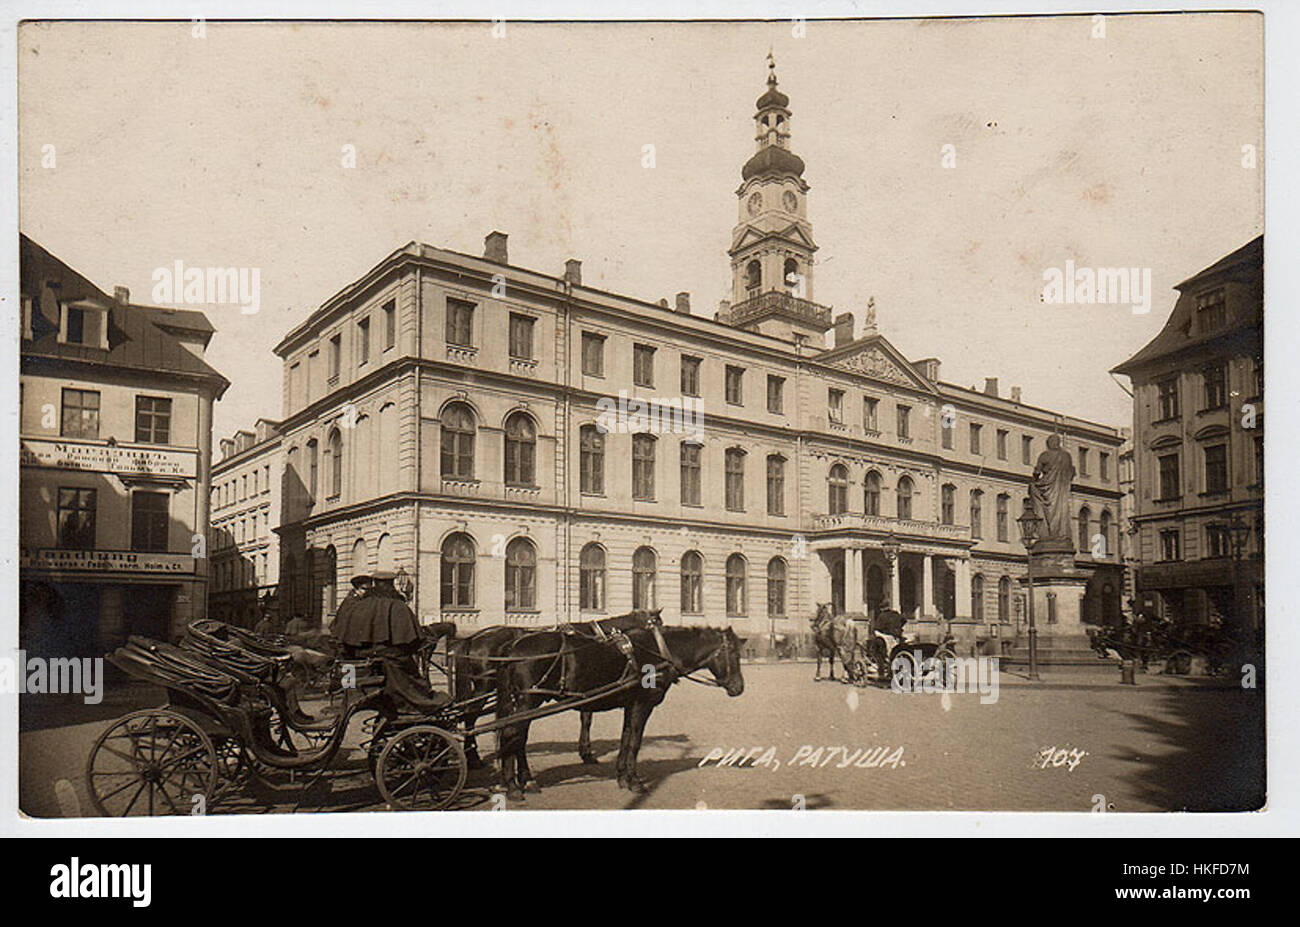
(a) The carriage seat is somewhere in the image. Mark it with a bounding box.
[109,637,241,706]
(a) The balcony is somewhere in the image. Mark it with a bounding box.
[811,511,971,542]
[718,291,832,329]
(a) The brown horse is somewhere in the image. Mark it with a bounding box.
[811,602,863,681]
[495,623,745,799]
[450,610,660,768]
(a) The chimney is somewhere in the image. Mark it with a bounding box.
[114,286,130,305]
[1011,386,1022,404]
[984,377,999,398]
[916,357,941,382]
[658,298,670,309]
[833,312,855,347]
[675,292,691,314]
[483,231,509,264]
[564,259,582,286]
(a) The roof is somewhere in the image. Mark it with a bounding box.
[20,234,230,394]
[742,145,806,181]
[1111,236,1262,376]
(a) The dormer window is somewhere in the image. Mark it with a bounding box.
[1196,289,1226,334]
[59,299,109,349]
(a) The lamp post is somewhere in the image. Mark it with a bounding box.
[1017,499,1042,681]
[882,531,901,610]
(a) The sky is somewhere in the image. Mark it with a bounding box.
[17,15,1263,439]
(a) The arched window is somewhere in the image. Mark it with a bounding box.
[864,470,882,516]
[970,490,983,539]
[1078,506,1092,552]
[632,434,656,500]
[941,484,956,525]
[632,546,657,610]
[353,414,372,499]
[1098,510,1112,557]
[378,402,399,495]
[997,494,1010,542]
[680,550,703,614]
[972,573,985,621]
[440,532,475,608]
[998,576,1011,623]
[784,257,799,290]
[504,412,536,486]
[828,464,849,515]
[745,259,761,293]
[767,557,787,618]
[726,554,748,616]
[897,476,914,520]
[322,545,338,616]
[326,428,342,498]
[580,425,605,495]
[725,448,746,511]
[579,543,606,611]
[505,537,537,611]
[351,537,369,582]
[680,441,702,506]
[375,533,394,573]
[440,402,476,479]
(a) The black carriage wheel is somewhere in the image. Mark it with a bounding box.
[375,725,467,811]
[85,709,218,817]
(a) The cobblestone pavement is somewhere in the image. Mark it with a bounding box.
[19,662,1264,817]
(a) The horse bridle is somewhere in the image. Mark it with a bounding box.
[641,620,738,689]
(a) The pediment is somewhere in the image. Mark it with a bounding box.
[820,336,936,392]
[729,222,819,254]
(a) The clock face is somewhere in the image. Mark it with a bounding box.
[782,191,798,212]
[747,192,763,216]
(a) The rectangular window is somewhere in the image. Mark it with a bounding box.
[863,397,878,432]
[60,388,100,439]
[383,300,396,350]
[134,396,172,445]
[329,334,341,380]
[1022,435,1033,465]
[767,375,784,414]
[725,365,745,405]
[680,356,701,397]
[131,491,170,552]
[581,332,605,376]
[767,456,785,516]
[725,450,745,511]
[633,344,656,388]
[828,388,844,425]
[445,298,474,347]
[306,351,318,399]
[1157,377,1180,421]
[632,434,656,501]
[1196,289,1226,333]
[509,313,535,360]
[997,429,1008,460]
[1078,447,1089,477]
[1100,452,1110,482]
[1204,444,1228,494]
[942,423,954,450]
[580,428,604,495]
[680,442,701,506]
[66,305,85,344]
[57,488,97,550]
[969,423,982,454]
[1158,453,1181,500]
[1206,525,1231,559]
[1202,363,1227,410]
[357,317,370,365]
[897,405,911,439]
[1159,529,1181,562]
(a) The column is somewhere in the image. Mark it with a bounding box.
[845,547,863,613]
[889,555,901,611]
[956,557,972,620]
[922,554,934,620]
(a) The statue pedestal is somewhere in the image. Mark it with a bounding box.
[1009,544,1096,664]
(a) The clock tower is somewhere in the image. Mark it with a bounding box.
[721,55,830,343]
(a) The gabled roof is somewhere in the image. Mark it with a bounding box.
[19,234,230,394]
[729,222,818,254]
[1112,236,1262,376]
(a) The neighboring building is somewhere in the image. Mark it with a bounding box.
[19,235,229,655]
[270,63,1124,653]
[210,419,282,627]
[1112,236,1264,630]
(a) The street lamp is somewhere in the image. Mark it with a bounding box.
[882,531,901,611]
[1016,499,1042,681]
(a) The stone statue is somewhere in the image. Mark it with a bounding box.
[1029,433,1075,547]
[864,296,877,331]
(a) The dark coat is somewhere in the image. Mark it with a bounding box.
[330,592,421,648]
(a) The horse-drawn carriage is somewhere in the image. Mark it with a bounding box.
[1087,616,1253,676]
[811,604,958,687]
[85,613,744,815]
